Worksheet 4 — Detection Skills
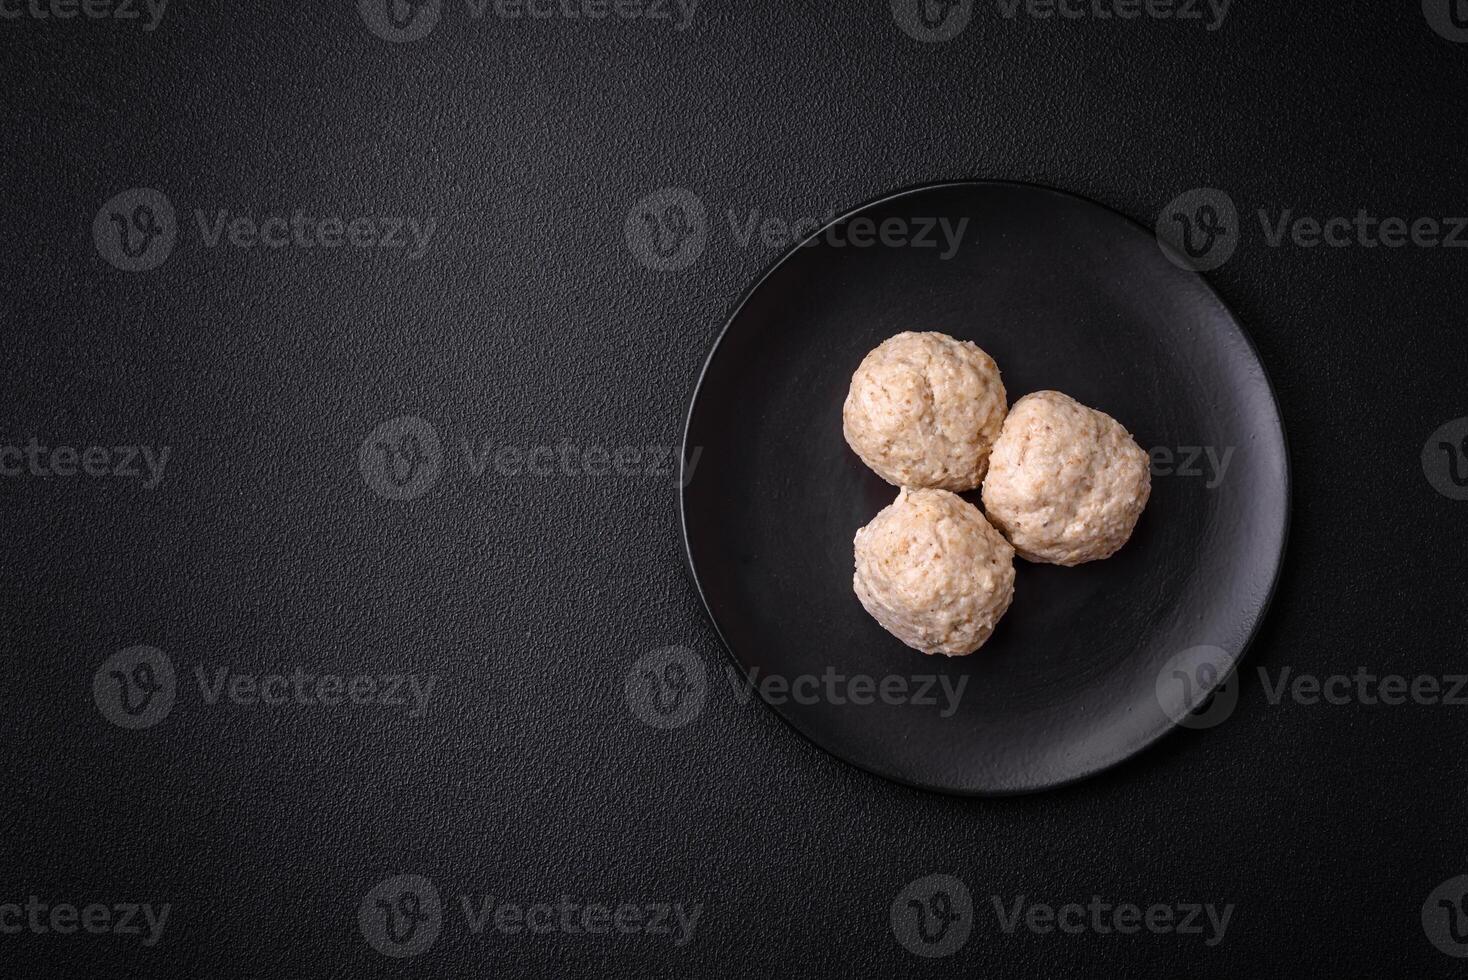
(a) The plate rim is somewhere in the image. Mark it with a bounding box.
[678,178,1293,797]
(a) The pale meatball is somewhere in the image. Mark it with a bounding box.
[843,331,1007,491]
[981,390,1150,566]
[853,488,1016,656]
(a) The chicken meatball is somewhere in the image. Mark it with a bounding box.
[981,390,1150,566]
[842,331,1007,491]
[853,488,1016,656]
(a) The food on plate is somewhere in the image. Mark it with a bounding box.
[853,487,1016,656]
[980,390,1150,566]
[842,331,1007,491]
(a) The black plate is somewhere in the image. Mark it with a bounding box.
[680,181,1289,796]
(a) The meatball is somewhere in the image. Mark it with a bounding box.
[981,390,1150,566]
[853,488,1016,656]
[842,331,1007,491]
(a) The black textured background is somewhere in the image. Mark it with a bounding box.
[4,1,1468,976]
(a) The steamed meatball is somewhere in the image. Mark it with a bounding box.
[981,390,1150,566]
[842,331,1007,491]
[853,488,1016,656]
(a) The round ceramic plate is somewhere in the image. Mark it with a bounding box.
[680,181,1289,796]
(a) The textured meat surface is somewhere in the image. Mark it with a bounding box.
[842,331,1008,491]
[981,390,1151,566]
[853,488,1016,656]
